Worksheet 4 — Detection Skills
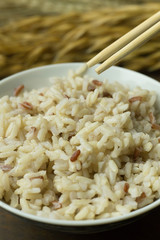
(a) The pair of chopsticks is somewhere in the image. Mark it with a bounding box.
[87,11,160,74]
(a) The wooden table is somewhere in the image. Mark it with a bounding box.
[0,71,160,240]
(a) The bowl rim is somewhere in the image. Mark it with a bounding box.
[0,63,160,227]
[0,62,160,89]
[1,196,160,226]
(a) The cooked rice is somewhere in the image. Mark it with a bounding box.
[0,69,160,221]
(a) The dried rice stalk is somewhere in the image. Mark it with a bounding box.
[0,3,160,79]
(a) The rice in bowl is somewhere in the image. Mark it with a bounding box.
[0,69,160,221]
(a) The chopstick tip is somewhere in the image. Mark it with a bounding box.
[86,60,94,68]
[95,66,103,74]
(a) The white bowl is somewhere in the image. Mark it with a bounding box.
[0,63,160,234]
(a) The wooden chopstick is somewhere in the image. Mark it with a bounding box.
[87,11,160,73]
[96,21,160,74]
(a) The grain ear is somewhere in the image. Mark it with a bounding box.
[0,3,160,79]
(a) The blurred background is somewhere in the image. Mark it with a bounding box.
[0,0,160,80]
